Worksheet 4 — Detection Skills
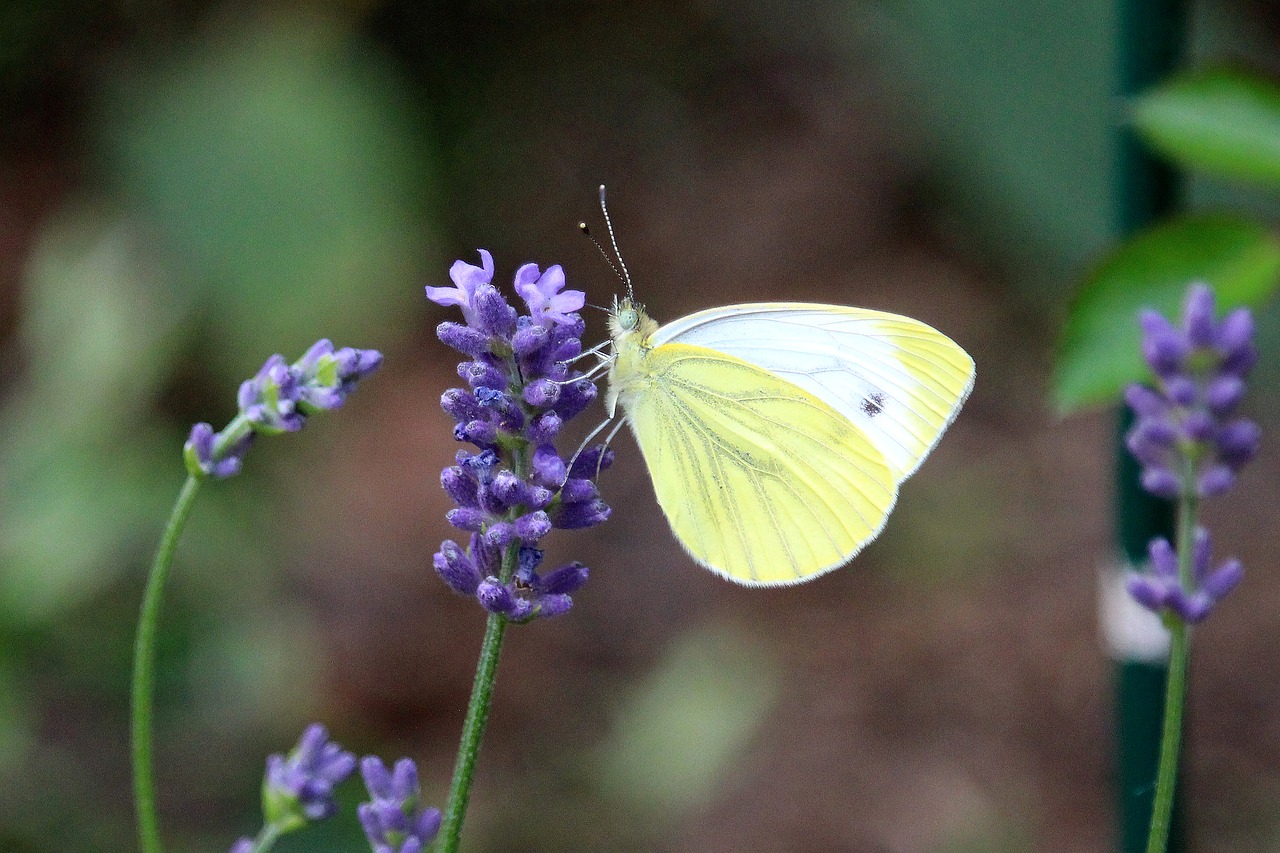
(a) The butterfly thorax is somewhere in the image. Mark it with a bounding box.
[605,297,660,418]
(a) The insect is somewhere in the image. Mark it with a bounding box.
[580,188,975,586]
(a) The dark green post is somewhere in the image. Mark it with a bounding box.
[1112,1,1186,850]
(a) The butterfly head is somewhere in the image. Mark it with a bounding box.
[608,295,658,343]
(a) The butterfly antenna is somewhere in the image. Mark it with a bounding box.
[579,221,624,283]
[597,184,633,301]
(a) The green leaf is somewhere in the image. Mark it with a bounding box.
[1054,214,1280,414]
[1133,68,1280,188]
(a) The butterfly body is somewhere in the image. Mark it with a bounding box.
[604,297,974,587]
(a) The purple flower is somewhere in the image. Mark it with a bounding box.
[358,756,442,853]
[1126,528,1243,623]
[183,340,382,479]
[425,249,495,328]
[262,724,357,828]
[428,251,610,621]
[1125,283,1259,500]
[228,839,254,853]
[513,263,586,328]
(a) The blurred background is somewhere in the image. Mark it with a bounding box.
[2,1,1280,851]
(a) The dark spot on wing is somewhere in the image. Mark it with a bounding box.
[860,392,886,418]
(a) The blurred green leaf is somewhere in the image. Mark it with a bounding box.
[96,12,432,372]
[1055,214,1280,413]
[593,624,779,816]
[1133,68,1280,189]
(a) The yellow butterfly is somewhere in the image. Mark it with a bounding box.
[585,190,975,586]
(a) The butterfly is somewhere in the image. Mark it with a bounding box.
[583,189,975,586]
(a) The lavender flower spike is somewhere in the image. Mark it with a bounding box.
[359,756,442,853]
[1125,282,1260,501]
[262,724,357,830]
[428,251,611,622]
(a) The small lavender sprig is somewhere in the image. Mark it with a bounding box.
[228,725,357,853]
[358,757,443,853]
[133,341,380,853]
[425,251,611,853]
[1123,283,1257,622]
[1121,282,1260,853]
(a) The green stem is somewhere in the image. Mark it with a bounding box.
[1144,492,1197,853]
[435,604,510,853]
[250,821,284,853]
[132,474,203,853]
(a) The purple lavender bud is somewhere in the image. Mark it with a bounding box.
[1182,284,1217,347]
[229,839,253,853]
[1197,465,1235,497]
[524,484,554,510]
[514,511,552,542]
[1204,375,1246,414]
[1217,419,1260,469]
[477,578,518,616]
[568,446,615,479]
[1202,558,1244,599]
[559,478,599,505]
[458,360,508,392]
[1139,468,1181,499]
[1126,419,1175,467]
[551,498,612,529]
[1216,308,1255,361]
[542,562,589,595]
[446,507,489,532]
[184,422,252,479]
[1139,310,1189,378]
[1164,376,1197,407]
[1169,588,1213,623]
[523,378,561,408]
[441,466,480,508]
[534,593,574,618]
[1148,537,1178,578]
[1126,574,1172,610]
[527,411,564,444]
[438,321,491,356]
[469,533,501,575]
[434,540,482,595]
[554,378,598,420]
[489,470,529,509]
[483,521,517,548]
[461,419,499,446]
[531,444,568,487]
[441,388,486,424]
[472,284,517,337]
[292,341,382,413]
[513,323,550,356]
[1124,384,1167,418]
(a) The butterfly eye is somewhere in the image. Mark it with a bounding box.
[619,308,639,330]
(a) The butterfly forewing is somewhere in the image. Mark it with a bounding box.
[651,304,975,483]
[622,342,898,586]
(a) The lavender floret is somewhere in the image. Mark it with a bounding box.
[262,724,357,828]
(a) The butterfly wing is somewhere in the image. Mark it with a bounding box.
[651,303,975,483]
[620,341,897,586]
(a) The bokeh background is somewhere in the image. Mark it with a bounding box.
[2,1,1279,851]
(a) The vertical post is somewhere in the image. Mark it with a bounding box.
[1112,2,1187,850]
